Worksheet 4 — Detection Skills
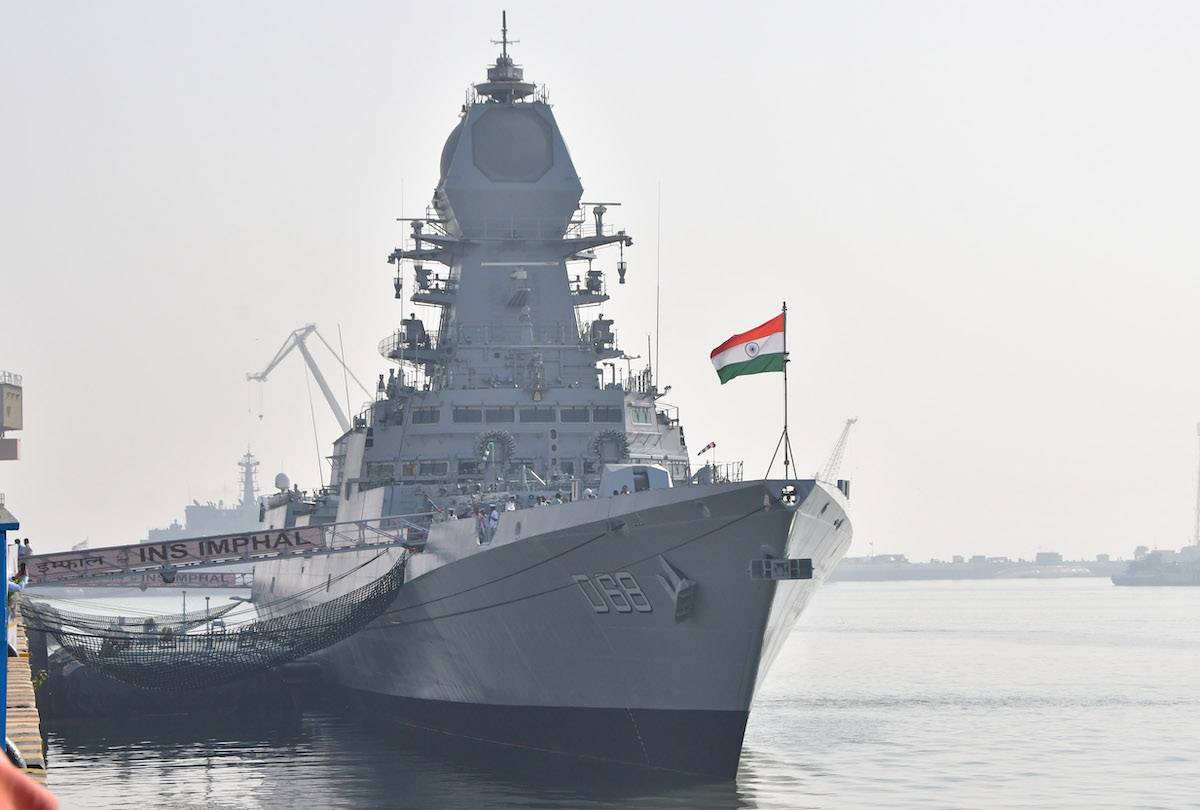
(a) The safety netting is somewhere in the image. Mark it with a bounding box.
[22,599,240,635]
[24,553,408,691]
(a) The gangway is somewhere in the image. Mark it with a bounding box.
[25,514,430,586]
[20,517,427,691]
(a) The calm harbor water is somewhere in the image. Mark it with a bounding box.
[40,579,1200,809]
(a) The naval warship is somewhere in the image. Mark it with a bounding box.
[255,22,852,778]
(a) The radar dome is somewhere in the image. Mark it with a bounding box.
[274,472,291,492]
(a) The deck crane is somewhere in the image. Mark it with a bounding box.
[818,417,858,483]
[247,324,373,434]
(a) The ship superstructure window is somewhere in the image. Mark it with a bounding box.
[419,461,449,477]
[453,407,483,423]
[560,461,575,476]
[632,469,651,492]
[485,406,515,423]
[366,462,394,482]
[630,406,653,424]
[458,460,481,476]
[519,406,556,422]
[593,406,623,423]
[560,406,590,423]
[411,407,441,424]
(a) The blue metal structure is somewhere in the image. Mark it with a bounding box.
[0,502,15,745]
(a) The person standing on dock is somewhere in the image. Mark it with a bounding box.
[5,564,28,657]
[16,541,28,561]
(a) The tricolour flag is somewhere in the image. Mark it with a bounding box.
[710,313,786,384]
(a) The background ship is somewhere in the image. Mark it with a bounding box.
[1111,544,1200,586]
[141,451,262,543]
[1111,422,1200,585]
[253,21,852,779]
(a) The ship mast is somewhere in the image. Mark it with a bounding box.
[238,451,259,509]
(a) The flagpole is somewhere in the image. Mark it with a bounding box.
[782,301,791,480]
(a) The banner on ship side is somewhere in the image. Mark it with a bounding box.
[26,527,325,584]
[31,571,255,589]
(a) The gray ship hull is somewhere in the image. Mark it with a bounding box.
[1111,570,1200,586]
[255,479,850,777]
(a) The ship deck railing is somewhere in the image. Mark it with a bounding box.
[448,218,619,242]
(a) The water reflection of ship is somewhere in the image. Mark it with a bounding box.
[141,452,262,544]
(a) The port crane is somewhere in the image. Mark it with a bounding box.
[817,417,858,483]
[247,324,372,434]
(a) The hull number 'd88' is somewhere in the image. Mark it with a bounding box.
[571,572,653,614]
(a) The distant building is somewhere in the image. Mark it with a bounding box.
[1035,552,1063,564]
[0,370,21,461]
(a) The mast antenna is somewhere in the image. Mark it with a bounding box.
[655,182,662,389]
[492,11,518,59]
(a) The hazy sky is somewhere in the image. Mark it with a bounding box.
[3,1,1199,559]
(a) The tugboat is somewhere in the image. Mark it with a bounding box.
[255,18,852,778]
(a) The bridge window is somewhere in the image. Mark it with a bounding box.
[633,469,651,492]
[593,406,623,423]
[560,406,590,423]
[453,407,483,423]
[485,406,515,423]
[419,460,449,477]
[457,460,481,476]
[411,407,440,424]
[365,462,394,482]
[519,406,556,422]
[630,406,652,424]
[560,461,575,476]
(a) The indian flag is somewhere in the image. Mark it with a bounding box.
[710,313,786,384]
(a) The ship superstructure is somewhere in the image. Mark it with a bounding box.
[255,21,852,778]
